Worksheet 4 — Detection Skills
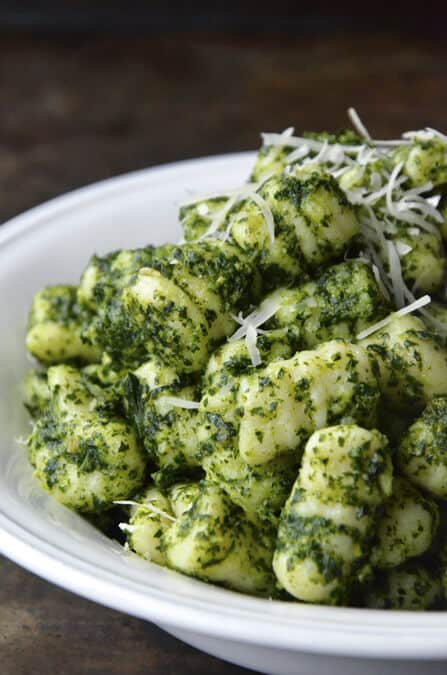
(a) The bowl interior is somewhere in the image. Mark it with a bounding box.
[1,152,447,659]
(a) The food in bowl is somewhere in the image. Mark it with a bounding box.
[21,109,447,609]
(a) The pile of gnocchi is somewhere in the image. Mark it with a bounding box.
[23,111,447,609]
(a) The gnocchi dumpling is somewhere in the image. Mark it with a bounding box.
[28,365,146,512]
[398,397,447,498]
[365,562,443,611]
[237,341,380,466]
[26,285,100,365]
[371,477,438,568]
[361,316,447,412]
[163,482,276,596]
[273,425,392,604]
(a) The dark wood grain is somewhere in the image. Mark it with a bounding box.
[1,30,447,675]
[0,31,446,225]
[0,556,246,675]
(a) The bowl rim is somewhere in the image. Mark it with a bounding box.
[1,153,447,661]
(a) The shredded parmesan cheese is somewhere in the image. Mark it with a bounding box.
[386,239,405,308]
[356,294,431,341]
[427,194,442,208]
[156,396,200,416]
[229,295,282,366]
[403,127,447,143]
[197,203,209,216]
[246,323,262,367]
[395,241,412,257]
[245,188,275,243]
[285,143,310,164]
[181,177,276,244]
[114,500,177,523]
[372,263,391,300]
[348,107,372,141]
[119,523,138,534]
[198,192,240,241]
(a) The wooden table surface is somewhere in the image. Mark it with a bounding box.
[1,30,446,675]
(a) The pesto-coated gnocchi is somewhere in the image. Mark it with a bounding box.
[273,425,392,604]
[124,483,199,564]
[124,360,202,485]
[23,369,50,418]
[371,477,439,568]
[78,240,258,371]
[365,562,443,611]
[265,260,390,349]
[236,340,380,466]
[26,285,100,364]
[163,481,276,596]
[124,486,176,564]
[361,316,447,412]
[22,113,447,609]
[392,137,447,188]
[27,365,147,512]
[182,168,359,289]
[398,397,447,498]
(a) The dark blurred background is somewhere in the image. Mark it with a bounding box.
[1,4,447,674]
[1,1,446,31]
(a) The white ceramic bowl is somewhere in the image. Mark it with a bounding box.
[1,153,447,675]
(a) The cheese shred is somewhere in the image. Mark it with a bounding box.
[356,295,431,341]
[115,500,177,523]
[229,296,282,366]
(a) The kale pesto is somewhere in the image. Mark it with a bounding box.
[21,115,447,609]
